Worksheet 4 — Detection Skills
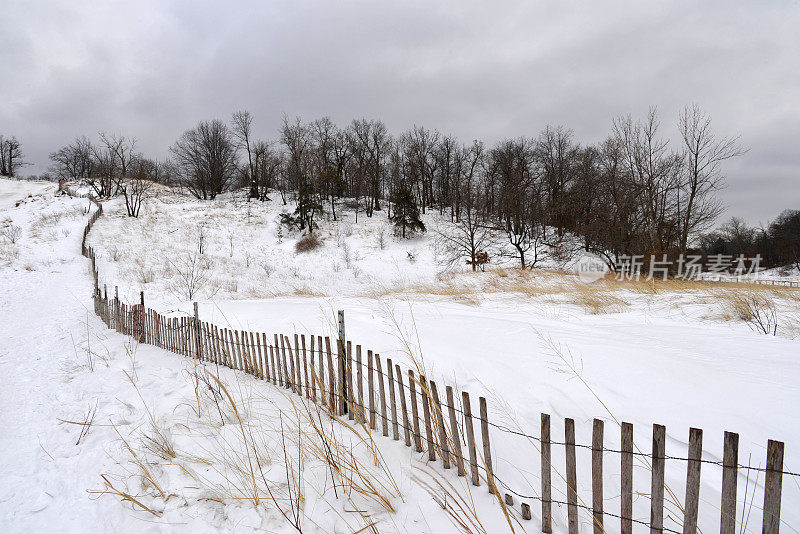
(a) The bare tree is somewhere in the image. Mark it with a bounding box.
[171,120,238,199]
[49,136,94,181]
[677,104,745,254]
[0,135,30,178]
[436,204,493,271]
[231,110,257,199]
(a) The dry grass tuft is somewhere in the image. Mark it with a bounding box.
[295,232,322,253]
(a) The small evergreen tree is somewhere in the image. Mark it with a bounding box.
[390,186,425,238]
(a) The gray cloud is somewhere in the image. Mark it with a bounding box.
[2,0,798,224]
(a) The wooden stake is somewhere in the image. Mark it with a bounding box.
[762,440,784,534]
[396,364,411,446]
[376,354,388,436]
[420,375,435,461]
[682,427,703,534]
[565,417,578,534]
[356,346,364,422]
[325,337,335,413]
[592,418,604,534]
[409,370,423,452]
[446,386,465,476]
[431,381,450,469]
[720,431,738,534]
[650,424,666,534]
[621,422,633,534]
[387,359,399,440]
[368,351,376,430]
[462,391,479,486]
[479,397,494,494]
[541,413,552,533]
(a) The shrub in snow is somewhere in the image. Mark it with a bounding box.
[2,224,22,243]
[295,233,322,253]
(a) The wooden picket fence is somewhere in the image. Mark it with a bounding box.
[70,187,790,533]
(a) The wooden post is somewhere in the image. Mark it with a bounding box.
[592,418,604,534]
[356,346,364,422]
[504,494,513,506]
[294,334,302,394]
[316,339,326,408]
[409,370,423,452]
[346,341,354,419]
[431,381,451,469]
[462,391,479,486]
[337,310,348,415]
[650,424,666,534]
[762,440,784,534]
[283,334,294,391]
[421,376,436,461]
[250,332,259,374]
[325,337,335,414]
[256,332,265,378]
[396,364,411,446]
[478,396,494,494]
[720,431,739,534]
[521,502,531,521]
[274,334,283,385]
[139,291,145,343]
[682,428,703,534]
[376,355,388,437]
[387,359,399,440]
[541,413,552,533]
[368,351,376,429]
[446,386,465,476]
[565,417,578,534]
[302,335,309,398]
[193,302,202,361]
[308,335,315,401]
[621,422,634,534]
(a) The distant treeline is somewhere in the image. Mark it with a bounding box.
[23,105,795,269]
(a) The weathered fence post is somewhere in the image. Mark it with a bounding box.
[337,310,348,415]
[565,417,578,534]
[396,364,411,446]
[479,396,494,493]
[683,427,703,534]
[650,424,666,534]
[541,413,552,533]
[621,422,634,534]
[431,381,451,469]
[446,385,465,477]
[462,391,480,487]
[592,418,604,534]
[387,358,399,440]
[409,370,423,452]
[376,354,388,437]
[421,375,435,461]
[762,440,784,534]
[720,431,739,534]
[193,302,202,360]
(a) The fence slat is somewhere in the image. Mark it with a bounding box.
[565,417,578,534]
[302,335,309,398]
[462,391,480,487]
[683,427,703,534]
[356,345,364,422]
[592,418,604,534]
[376,354,388,437]
[650,424,666,534]
[346,341,354,419]
[541,413,552,533]
[446,385,465,477]
[325,337,335,413]
[387,358,399,440]
[308,335,316,401]
[396,364,411,446]
[431,381,451,469]
[409,370,423,452]
[421,375,436,461]
[762,440,784,534]
[295,334,303,395]
[368,351,376,429]
[621,421,634,534]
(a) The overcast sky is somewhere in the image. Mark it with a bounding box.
[2,0,798,225]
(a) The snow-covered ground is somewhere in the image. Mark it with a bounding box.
[2,181,799,532]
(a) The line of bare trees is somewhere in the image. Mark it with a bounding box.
[47,105,753,267]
